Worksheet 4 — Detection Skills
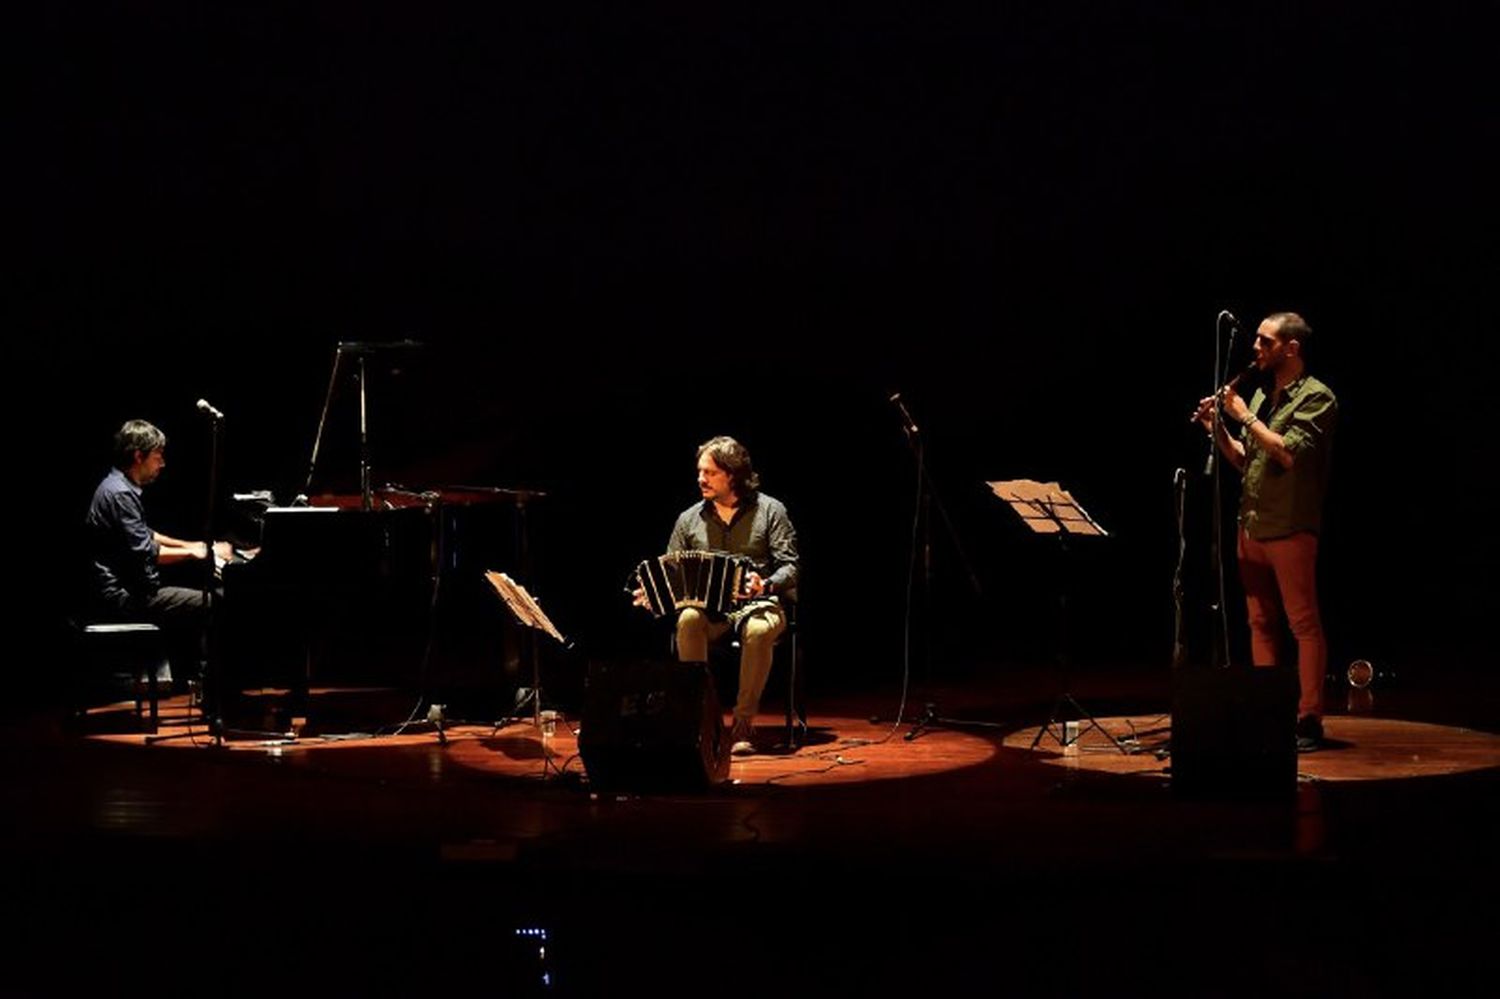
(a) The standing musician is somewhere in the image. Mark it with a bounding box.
[634,436,800,756]
[1193,313,1338,751]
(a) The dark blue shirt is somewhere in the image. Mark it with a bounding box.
[85,467,160,611]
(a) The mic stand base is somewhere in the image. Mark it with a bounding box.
[1028,691,1137,755]
[142,706,299,748]
[140,686,215,746]
[903,701,1009,742]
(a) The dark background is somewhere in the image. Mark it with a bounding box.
[24,3,1496,707]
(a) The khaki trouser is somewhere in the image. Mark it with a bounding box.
[676,603,786,722]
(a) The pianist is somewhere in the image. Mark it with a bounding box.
[634,435,800,756]
[84,419,231,680]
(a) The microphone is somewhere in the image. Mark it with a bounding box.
[196,398,225,420]
[889,391,920,435]
[1219,310,1241,333]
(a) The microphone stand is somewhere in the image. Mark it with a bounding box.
[1171,467,1189,670]
[886,394,1000,742]
[1204,313,1238,670]
[146,406,225,745]
[150,405,308,747]
[357,353,372,512]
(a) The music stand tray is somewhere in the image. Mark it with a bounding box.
[484,570,567,648]
[987,480,1133,756]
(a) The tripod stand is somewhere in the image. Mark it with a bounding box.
[987,480,1133,756]
[885,394,999,742]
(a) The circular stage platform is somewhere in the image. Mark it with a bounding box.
[84,697,1500,787]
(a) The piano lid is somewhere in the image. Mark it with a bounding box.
[307,485,546,510]
[307,489,433,511]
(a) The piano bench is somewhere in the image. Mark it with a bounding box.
[68,621,170,733]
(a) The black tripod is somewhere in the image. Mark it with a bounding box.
[885,394,1003,743]
[1026,537,1133,754]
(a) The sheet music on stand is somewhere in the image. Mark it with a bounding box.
[483,571,574,776]
[986,480,1109,537]
[484,571,568,646]
[986,479,1133,755]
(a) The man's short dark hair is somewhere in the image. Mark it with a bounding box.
[697,435,760,497]
[1266,312,1313,351]
[113,420,166,470]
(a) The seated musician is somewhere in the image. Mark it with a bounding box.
[84,419,233,683]
[635,436,800,756]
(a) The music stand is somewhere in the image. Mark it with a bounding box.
[483,572,571,757]
[987,480,1132,756]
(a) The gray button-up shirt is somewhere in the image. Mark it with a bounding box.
[667,492,800,601]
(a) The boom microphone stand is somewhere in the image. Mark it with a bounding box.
[886,393,1002,742]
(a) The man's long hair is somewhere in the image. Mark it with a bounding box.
[697,435,760,497]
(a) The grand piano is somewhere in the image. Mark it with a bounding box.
[217,341,546,717]
[220,486,542,705]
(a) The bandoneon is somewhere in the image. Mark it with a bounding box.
[635,550,751,619]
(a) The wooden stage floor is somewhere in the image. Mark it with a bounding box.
[6,669,1498,996]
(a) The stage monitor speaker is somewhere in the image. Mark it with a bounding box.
[1172,664,1297,797]
[578,660,729,793]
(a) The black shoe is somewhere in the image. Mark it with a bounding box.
[1295,715,1324,753]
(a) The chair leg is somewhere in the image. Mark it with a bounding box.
[146,672,160,733]
[783,629,804,749]
[131,674,161,734]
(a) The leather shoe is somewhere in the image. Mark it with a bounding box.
[1295,715,1324,753]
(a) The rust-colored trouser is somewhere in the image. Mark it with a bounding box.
[676,604,786,722]
[1237,529,1326,720]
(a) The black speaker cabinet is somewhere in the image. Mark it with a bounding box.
[578,660,729,792]
[1172,664,1298,797]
